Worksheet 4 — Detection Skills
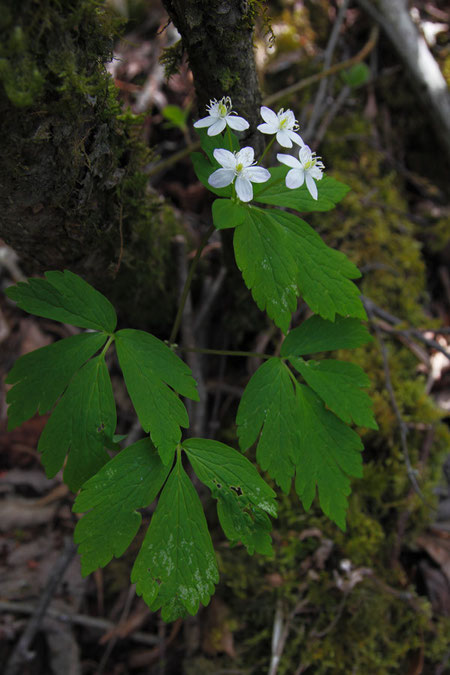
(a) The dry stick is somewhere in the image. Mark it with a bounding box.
[169,224,215,346]
[96,584,136,675]
[179,346,272,359]
[0,601,159,647]
[363,300,435,509]
[263,25,379,108]
[304,0,350,141]
[314,84,351,148]
[362,296,450,362]
[173,234,208,438]
[5,538,78,675]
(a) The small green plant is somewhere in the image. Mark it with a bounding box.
[5,96,377,621]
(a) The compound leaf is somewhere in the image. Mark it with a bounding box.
[37,356,116,491]
[291,357,378,429]
[294,383,364,530]
[253,167,350,212]
[115,329,199,465]
[5,270,117,332]
[281,315,372,357]
[6,331,107,430]
[234,208,365,333]
[268,209,365,322]
[234,208,299,334]
[183,438,276,555]
[236,358,299,493]
[73,437,171,575]
[132,456,219,621]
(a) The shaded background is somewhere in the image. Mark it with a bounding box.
[1,0,450,673]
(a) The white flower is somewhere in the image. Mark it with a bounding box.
[257,106,304,148]
[208,147,270,202]
[277,145,325,200]
[193,96,249,136]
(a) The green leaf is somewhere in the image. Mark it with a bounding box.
[234,207,299,334]
[6,332,107,430]
[5,270,117,332]
[342,63,370,88]
[183,438,276,555]
[195,126,240,163]
[191,152,232,197]
[294,383,364,530]
[253,167,350,212]
[162,104,188,130]
[73,438,171,575]
[265,209,365,322]
[37,356,116,491]
[236,358,299,493]
[234,207,365,333]
[291,357,378,429]
[131,456,219,621]
[114,329,199,465]
[281,315,372,357]
[212,198,247,230]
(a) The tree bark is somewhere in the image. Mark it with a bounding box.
[0,0,179,331]
[162,0,263,151]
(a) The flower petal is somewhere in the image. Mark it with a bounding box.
[260,106,279,126]
[305,173,318,200]
[244,166,270,183]
[257,123,276,135]
[277,153,301,169]
[286,168,304,189]
[208,168,235,188]
[299,145,312,165]
[309,166,323,180]
[213,148,237,169]
[235,176,253,202]
[193,116,215,128]
[236,146,254,167]
[226,115,249,131]
[276,129,293,148]
[207,118,227,136]
[287,130,305,147]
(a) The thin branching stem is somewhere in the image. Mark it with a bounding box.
[169,224,215,345]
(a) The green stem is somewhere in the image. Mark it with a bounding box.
[178,346,273,359]
[227,126,233,151]
[169,224,215,345]
[258,136,276,165]
[100,335,114,359]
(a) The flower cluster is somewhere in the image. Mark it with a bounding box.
[193,97,325,201]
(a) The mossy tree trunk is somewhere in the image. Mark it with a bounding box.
[0,0,178,331]
[162,0,263,150]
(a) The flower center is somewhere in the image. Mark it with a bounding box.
[304,159,314,170]
[218,102,227,117]
[235,163,243,173]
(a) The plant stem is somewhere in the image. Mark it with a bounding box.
[100,335,114,358]
[227,126,233,151]
[169,224,215,345]
[258,136,276,165]
[179,346,273,359]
